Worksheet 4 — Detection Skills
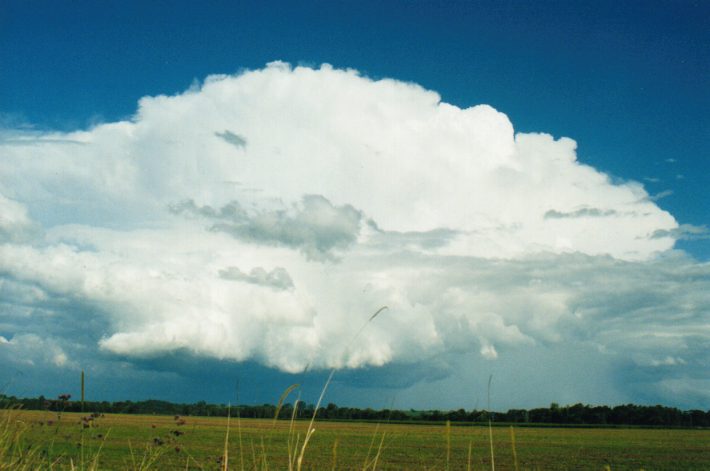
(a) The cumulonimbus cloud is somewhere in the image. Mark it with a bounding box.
[1,63,706,406]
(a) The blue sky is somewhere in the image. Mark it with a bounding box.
[1,1,708,410]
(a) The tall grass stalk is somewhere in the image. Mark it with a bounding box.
[0,408,40,471]
[362,421,380,469]
[330,437,339,471]
[269,381,299,465]
[510,426,519,471]
[222,404,230,471]
[287,395,301,471]
[249,439,257,470]
[487,374,495,471]
[445,419,451,471]
[296,306,388,471]
[181,451,205,471]
[126,439,165,471]
[370,429,386,471]
[236,407,244,471]
[272,384,299,430]
[82,429,110,471]
[260,436,268,470]
[234,379,245,471]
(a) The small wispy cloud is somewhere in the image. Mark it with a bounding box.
[219,266,294,290]
[0,135,86,146]
[544,207,617,219]
[367,227,458,251]
[650,224,710,241]
[215,130,247,149]
[649,356,686,367]
[650,189,673,201]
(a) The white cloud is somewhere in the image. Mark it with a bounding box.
[0,62,676,259]
[0,63,705,407]
[0,193,38,242]
[0,334,77,370]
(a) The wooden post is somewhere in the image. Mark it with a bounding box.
[81,370,85,412]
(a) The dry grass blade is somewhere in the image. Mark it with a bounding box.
[125,440,166,471]
[249,439,257,471]
[222,404,231,471]
[180,449,206,471]
[487,374,495,471]
[370,430,387,471]
[128,439,137,470]
[287,396,301,471]
[236,407,244,471]
[296,369,334,471]
[260,436,268,470]
[362,422,380,470]
[0,410,42,471]
[369,306,388,322]
[296,428,316,471]
[289,431,301,471]
[352,306,388,347]
[330,437,339,471]
[510,426,519,471]
[87,429,110,471]
[272,384,299,428]
[296,306,388,471]
[445,420,451,471]
[270,382,300,466]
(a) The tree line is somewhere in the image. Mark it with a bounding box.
[2,394,708,428]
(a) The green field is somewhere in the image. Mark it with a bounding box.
[3,409,709,470]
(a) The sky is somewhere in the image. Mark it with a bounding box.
[0,1,708,411]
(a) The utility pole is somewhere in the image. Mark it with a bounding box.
[81,370,85,412]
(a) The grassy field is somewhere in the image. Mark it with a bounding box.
[2,409,709,470]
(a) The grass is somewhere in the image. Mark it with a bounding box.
[2,408,710,470]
